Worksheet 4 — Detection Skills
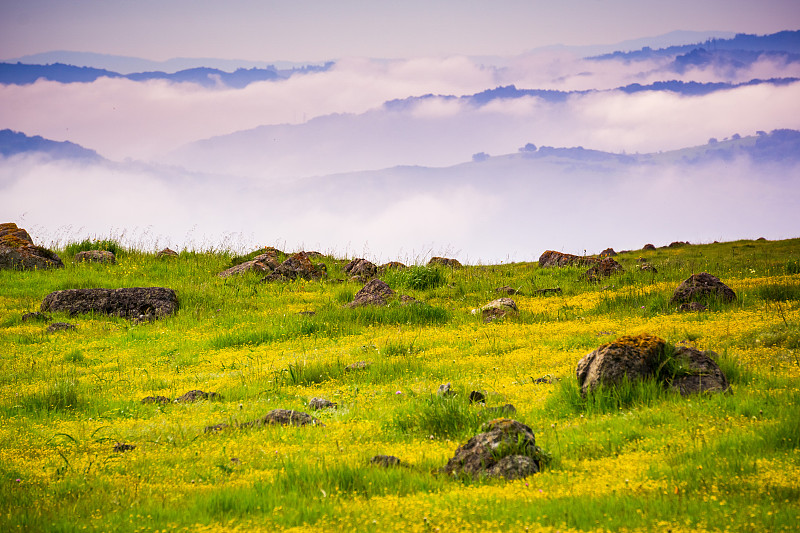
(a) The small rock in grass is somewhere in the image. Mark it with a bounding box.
[370,455,401,467]
[141,395,172,405]
[47,322,76,333]
[308,397,337,410]
[176,390,222,403]
[113,442,135,452]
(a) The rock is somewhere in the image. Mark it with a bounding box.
[175,390,222,403]
[41,287,179,320]
[599,248,617,258]
[538,250,595,269]
[485,404,516,416]
[642,244,656,251]
[347,279,395,308]
[679,302,708,312]
[669,241,690,248]
[495,286,520,295]
[157,248,179,258]
[584,258,624,282]
[474,297,518,322]
[399,294,420,305]
[670,273,736,305]
[263,252,322,282]
[437,383,455,397]
[532,375,557,384]
[242,409,324,428]
[428,257,462,268]
[468,391,486,404]
[0,222,64,270]
[576,334,667,396]
[639,263,657,273]
[534,287,562,296]
[219,252,279,278]
[113,443,136,452]
[370,455,401,467]
[74,250,116,264]
[47,322,76,333]
[22,312,51,323]
[344,258,378,282]
[379,261,406,272]
[442,419,544,480]
[308,397,336,410]
[345,361,371,372]
[141,395,172,405]
[668,347,730,395]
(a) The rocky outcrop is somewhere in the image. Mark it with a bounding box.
[0,223,63,270]
[347,279,395,308]
[576,334,667,396]
[538,250,595,268]
[669,347,730,395]
[74,250,116,264]
[344,258,378,282]
[473,297,518,322]
[263,252,322,282]
[41,287,178,320]
[219,251,279,278]
[670,273,736,305]
[584,258,624,281]
[442,419,545,480]
[576,334,729,397]
[428,257,462,268]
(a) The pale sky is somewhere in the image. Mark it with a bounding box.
[1,0,799,62]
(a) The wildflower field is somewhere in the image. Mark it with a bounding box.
[1,238,799,532]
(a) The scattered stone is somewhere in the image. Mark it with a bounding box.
[241,409,324,428]
[347,279,395,308]
[344,258,378,282]
[157,248,179,258]
[639,263,658,273]
[219,251,279,278]
[670,273,736,305]
[0,222,64,270]
[599,248,617,258]
[175,390,222,403]
[47,322,76,333]
[474,297,518,322]
[642,244,656,251]
[379,261,406,272]
[113,443,136,453]
[534,287,562,296]
[308,397,336,410]
[399,294,420,305]
[22,312,51,323]
[204,423,230,433]
[74,250,116,264]
[437,383,455,397]
[669,241,690,248]
[370,455,401,467]
[679,302,708,312]
[41,287,179,320]
[468,391,486,404]
[485,404,517,416]
[263,252,322,282]
[141,395,172,405]
[538,250,595,269]
[576,334,667,396]
[532,375,557,384]
[669,347,730,395]
[442,419,545,480]
[345,361,371,372]
[584,258,624,281]
[495,286,521,295]
[428,257,462,268]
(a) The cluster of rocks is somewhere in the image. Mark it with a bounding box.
[41,287,179,321]
[576,333,729,396]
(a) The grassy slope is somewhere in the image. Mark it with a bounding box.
[1,238,799,532]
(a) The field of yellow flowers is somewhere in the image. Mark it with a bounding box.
[1,238,799,532]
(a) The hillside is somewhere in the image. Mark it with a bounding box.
[1,236,798,531]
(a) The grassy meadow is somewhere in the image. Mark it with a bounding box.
[1,237,799,532]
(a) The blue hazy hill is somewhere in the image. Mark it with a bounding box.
[0,129,101,160]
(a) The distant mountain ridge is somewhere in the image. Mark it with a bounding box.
[0,129,100,160]
[0,61,333,88]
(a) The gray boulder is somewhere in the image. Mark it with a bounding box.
[668,347,730,395]
[474,297,518,322]
[41,287,178,320]
[538,250,595,268]
[347,279,395,308]
[75,250,116,264]
[670,273,736,305]
[219,251,279,278]
[263,252,322,282]
[344,258,378,282]
[576,334,667,396]
[442,419,544,480]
